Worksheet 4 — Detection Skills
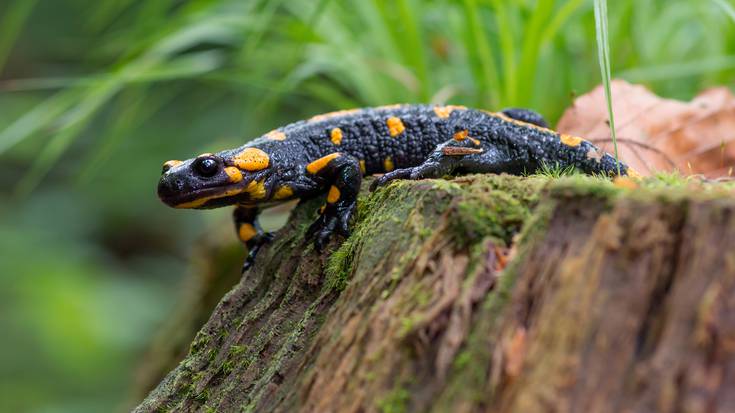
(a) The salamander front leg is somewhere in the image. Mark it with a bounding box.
[233,206,274,273]
[304,153,362,251]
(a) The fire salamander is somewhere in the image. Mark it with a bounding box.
[157,104,636,271]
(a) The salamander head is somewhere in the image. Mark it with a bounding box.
[157,147,272,209]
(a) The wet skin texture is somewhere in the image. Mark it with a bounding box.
[157,104,635,271]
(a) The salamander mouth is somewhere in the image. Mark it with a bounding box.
[158,184,246,209]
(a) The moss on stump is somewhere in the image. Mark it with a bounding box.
[134,174,735,413]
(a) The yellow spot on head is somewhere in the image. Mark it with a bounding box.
[327,186,340,204]
[273,185,294,200]
[198,153,213,158]
[453,130,469,141]
[224,166,243,183]
[330,127,343,145]
[433,105,467,119]
[386,117,405,137]
[613,176,638,190]
[384,157,394,172]
[245,180,267,200]
[359,160,366,174]
[163,160,182,171]
[238,223,258,243]
[234,148,270,171]
[560,134,583,147]
[306,153,341,174]
[265,130,286,141]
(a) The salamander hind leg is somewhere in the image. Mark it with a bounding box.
[370,141,464,190]
[304,153,362,251]
[371,138,535,190]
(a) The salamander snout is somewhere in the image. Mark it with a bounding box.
[156,154,243,209]
[157,173,187,206]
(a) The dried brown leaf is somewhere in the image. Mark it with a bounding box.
[557,79,735,177]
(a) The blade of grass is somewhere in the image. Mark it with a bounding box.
[0,89,80,154]
[516,0,554,107]
[540,0,586,44]
[15,76,123,197]
[393,0,430,101]
[16,49,227,193]
[77,85,178,184]
[308,0,333,25]
[368,0,428,101]
[712,0,735,23]
[490,0,517,105]
[619,55,735,82]
[0,51,223,92]
[0,0,38,75]
[594,0,620,175]
[86,0,140,32]
[462,0,500,108]
[5,3,247,194]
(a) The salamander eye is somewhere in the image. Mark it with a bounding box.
[193,157,220,177]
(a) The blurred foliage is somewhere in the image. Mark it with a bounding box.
[0,0,733,412]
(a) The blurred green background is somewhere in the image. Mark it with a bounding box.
[0,0,733,412]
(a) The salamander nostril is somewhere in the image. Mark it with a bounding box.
[174,179,184,190]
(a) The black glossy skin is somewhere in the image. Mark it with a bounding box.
[157,104,632,271]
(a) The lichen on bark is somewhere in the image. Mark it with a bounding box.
[134,174,735,413]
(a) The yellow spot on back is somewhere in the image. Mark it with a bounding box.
[327,186,340,203]
[433,105,467,119]
[310,109,361,122]
[265,130,286,141]
[273,186,294,200]
[560,134,583,147]
[306,153,341,174]
[386,117,405,137]
[245,180,267,199]
[359,160,366,174]
[330,127,343,145]
[238,223,258,242]
[490,111,555,134]
[224,167,243,183]
[234,148,270,171]
[453,130,469,141]
[384,157,394,172]
[627,168,643,179]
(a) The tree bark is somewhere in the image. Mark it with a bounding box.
[133,174,735,413]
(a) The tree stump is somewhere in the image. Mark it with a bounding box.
[133,174,735,413]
